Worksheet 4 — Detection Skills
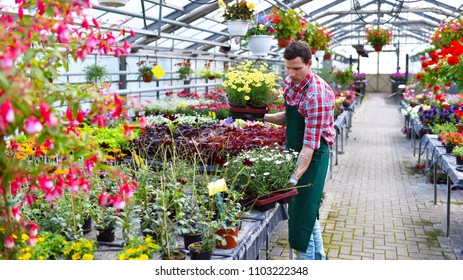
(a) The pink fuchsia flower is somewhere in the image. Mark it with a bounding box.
[57,23,69,44]
[111,93,123,118]
[119,183,134,199]
[39,102,58,127]
[28,222,39,237]
[0,98,14,133]
[37,174,54,191]
[112,194,126,210]
[12,206,22,221]
[24,116,43,135]
[4,236,15,249]
[27,236,37,247]
[98,192,108,206]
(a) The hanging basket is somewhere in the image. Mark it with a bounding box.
[374,45,383,52]
[248,35,273,56]
[98,0,128,7]
[226,20,248,37]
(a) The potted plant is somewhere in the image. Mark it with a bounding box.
[365,27,392,51]
[440,131,463,153]
[196,60,222,80]
[453,145,463,165]
[63,238,96,260]
[223,144,299,210]
[301,23,332,54]
[83,64,111,84]
[117,235,160,260]
[174,61,192,80]
[222,60,280,120]
[17,231,66,260]
[243,21,274,56]
[219,0,256,37]
[330,66,354,88]
[268,7,303,47]
[136,60,156,83]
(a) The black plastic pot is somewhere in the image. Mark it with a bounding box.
[188,242,212,260]
[183,233,202,250]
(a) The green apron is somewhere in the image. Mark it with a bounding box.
[286,100,330,252]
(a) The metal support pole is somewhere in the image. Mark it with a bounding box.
[447,176,451,237]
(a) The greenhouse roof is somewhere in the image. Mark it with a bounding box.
[78,0,463,55]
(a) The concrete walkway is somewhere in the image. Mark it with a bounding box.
[265,92,463,260]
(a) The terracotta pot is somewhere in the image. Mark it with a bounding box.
[374,45,383,52]
[323,53,332,60]
[311,47,318,55]
[216,227,239,249]
[277,38,291,48]
[142,75,153,83]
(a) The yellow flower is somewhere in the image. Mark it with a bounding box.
[72,253,80,260]
[22,233,29,241]
[118,253,127,260]
[218,0,225,8]
[82,254,94,260]
[246,1,255,10]
[423,105,431,111]
[138,254,149,260]
[37,237,45,243]
[39,256,45,260]
[244,95,250,101]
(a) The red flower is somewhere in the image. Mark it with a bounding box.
[242,158,253,166]
[448,55,459,66]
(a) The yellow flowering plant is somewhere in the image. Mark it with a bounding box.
[223,61,281,107]
[17,231,66,260]
[117,236,160,260]
[219,0,256,21]
[63,238,95,260]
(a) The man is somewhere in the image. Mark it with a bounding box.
[263,41,335,260]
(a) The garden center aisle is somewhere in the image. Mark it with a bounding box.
[265,92,463,260]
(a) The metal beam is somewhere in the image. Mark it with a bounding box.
[312,7,454,22]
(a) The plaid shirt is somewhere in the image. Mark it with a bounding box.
[283,72,336,150]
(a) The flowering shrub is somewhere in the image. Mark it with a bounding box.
[365,27,392,47]
[430,16,463,49]
[417,39,463,91]
[0,0,139,259]
[219,0,256,21]
[244,21,274,38]
[268,7,303,39]
[223,61,281,107]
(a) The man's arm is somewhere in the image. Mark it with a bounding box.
[289,144,314,185]
[263,111,286,126]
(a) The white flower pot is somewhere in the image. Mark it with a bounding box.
[227,20,249,37]
[98,0,128,7]
[248,35,273,56]
[315,50,325,58]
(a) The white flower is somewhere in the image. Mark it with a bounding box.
[263,172,270,176]
[275,160,283,165]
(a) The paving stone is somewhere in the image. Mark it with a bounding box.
[267,93,463,260]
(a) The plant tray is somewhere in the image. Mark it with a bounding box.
[253,188,298,211]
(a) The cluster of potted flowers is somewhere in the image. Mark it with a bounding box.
[365,27,392,52]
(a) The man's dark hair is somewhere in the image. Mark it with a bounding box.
[283,41,312,64]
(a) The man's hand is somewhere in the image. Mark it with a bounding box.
[288,177,298,188]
